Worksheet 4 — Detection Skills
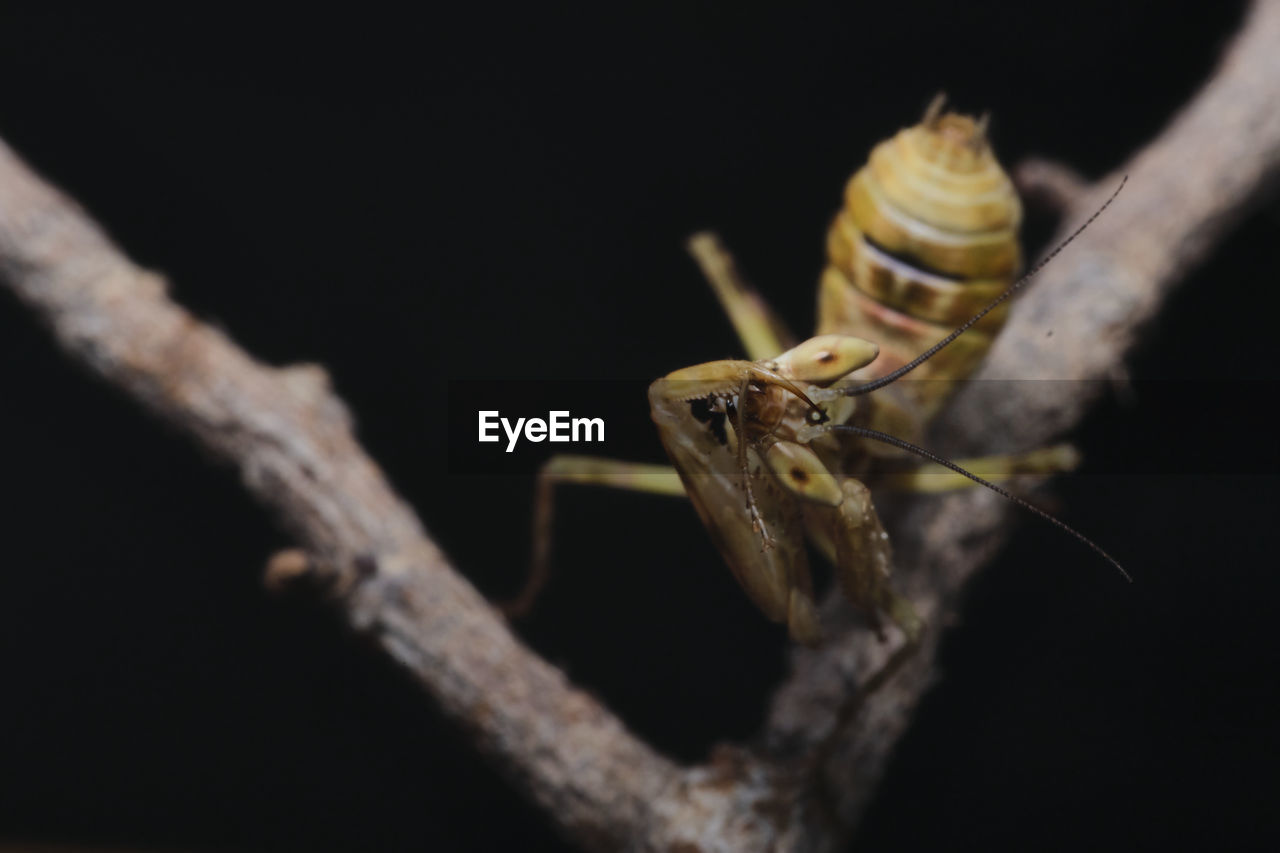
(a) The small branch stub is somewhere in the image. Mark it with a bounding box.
[264,548,315,592]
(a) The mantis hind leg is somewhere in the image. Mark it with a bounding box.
[687,231,795,360]
[502,455,686,618]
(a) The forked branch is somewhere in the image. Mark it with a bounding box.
[2,2,1279,850]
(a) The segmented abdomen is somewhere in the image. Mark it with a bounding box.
[817,102,1022,416]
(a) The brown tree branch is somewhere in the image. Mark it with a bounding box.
[764,0,1280,838]
[2,2,1278,850]
[0,135,681,849]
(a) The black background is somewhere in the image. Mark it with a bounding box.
[2,4,1278,851]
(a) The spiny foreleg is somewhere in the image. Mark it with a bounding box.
[827,478,922,642]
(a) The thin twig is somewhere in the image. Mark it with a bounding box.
[1014,156,1091,214]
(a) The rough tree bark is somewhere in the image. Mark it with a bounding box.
[2,2,1278,850]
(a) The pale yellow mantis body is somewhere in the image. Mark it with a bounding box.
[510,98,1122,644]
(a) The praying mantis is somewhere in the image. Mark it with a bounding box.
[508,96,1125,645]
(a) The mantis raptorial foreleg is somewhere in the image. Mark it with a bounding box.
[800,477,922,642]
